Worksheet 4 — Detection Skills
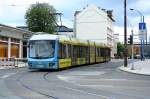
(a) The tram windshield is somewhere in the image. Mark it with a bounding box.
[29,40,55,59]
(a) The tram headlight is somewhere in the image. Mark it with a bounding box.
[49,63,55,67]
[28,62,32,67]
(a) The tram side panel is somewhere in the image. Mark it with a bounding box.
[85,46,90,64]
[57,42,110,69]
[96,47,103,63]
[58,42,72,69]
[90,46,96,64]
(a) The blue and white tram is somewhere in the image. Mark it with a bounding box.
[28,33,111,70]
[28,33,59,69]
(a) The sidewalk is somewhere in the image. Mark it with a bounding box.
[0,62,27,69]
[119,59,150,75]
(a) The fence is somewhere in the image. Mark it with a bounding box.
[0,57,27,68]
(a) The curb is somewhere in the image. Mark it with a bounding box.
[0,65,27,70]
[119,66,150,76]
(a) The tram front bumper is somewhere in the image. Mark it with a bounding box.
[28,61,58,69]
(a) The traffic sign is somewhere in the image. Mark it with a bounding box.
[138,29,147,40]
[139,22,146,30]
[138,22,147,40]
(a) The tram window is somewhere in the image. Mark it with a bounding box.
[96,48,99,57]
[59,43,62,58]
[61,44,66,59]
[105,49,108,56]
[90,46,95,57]
[79,46,82,57]
[76,46,79,58]
[68,44,71,58]
[104,48,107,56]
[77,46,79,57]
[98,48,101,57]
[79,46,83,58]
[101,48,104,56]
[81,46,84,58]
[59,44,71,59]
[64,44,67,58]
[86,46,89,57]
[65,44,71,58]
[73,45,77,58]
[106,49,108,56]
[82,47,86,57]
[73,46,75,57]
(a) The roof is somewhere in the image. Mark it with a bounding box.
[17,26,29,31]
[30,33,59,40]
[17,25,73,32]
[74,4,115,22]
[0,24,33,34]
[56,26,73,32]
[74,11,81,16]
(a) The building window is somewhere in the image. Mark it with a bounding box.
[0,36,8,41]
[11,38,20,43]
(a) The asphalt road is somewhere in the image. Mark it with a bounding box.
[0,59,150,99]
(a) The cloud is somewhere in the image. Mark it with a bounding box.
[114,25,140,43]
[129,0,150,13]
[0,0,83,26]
[0,0,150,43]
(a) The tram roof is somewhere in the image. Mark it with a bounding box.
[29,32,110,48]
[29,33,59,40]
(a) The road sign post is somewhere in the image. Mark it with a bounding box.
[139,22,146,61]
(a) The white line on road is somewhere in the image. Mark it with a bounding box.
[57,75,116,99]
[0,73,16,79]
[61,86,116,99]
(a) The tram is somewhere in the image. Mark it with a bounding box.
[28,32,111,69]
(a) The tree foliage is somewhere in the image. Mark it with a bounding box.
[117,42,125,58]
[25,3,57,33]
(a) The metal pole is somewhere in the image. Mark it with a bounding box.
[124,0,128,67]
[130,9,146,60]
[141,40,143,60]
[141,16,145,61]
[59,13,62,26]
[142,39,145,60]
[131,30,134,70]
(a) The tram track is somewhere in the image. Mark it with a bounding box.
[16,71,59,99]
[43,70,113,99]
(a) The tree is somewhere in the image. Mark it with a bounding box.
[117,42,125,58]
[25,3,57,33]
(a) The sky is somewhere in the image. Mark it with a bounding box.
[0,0,150,42]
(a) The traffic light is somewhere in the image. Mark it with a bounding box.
[128,35,133,44]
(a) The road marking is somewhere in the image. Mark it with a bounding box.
[67,71,105,76]
[0,73,16,79]
[95,79,127,81]
[78,84,115,88]
[61,86,115,99]
[57,75,116,99]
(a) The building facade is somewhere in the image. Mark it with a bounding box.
[0,24,32,59]
[74,4,115,57]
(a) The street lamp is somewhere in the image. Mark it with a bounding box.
[130,9,144,23]
[130,8,146,61]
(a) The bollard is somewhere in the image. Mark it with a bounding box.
[11,58,13,67]
[12,56,15,67]
[0,58,2,66]
[7,58,10,67]
[4,58,6,66]
[16,58,18,67]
